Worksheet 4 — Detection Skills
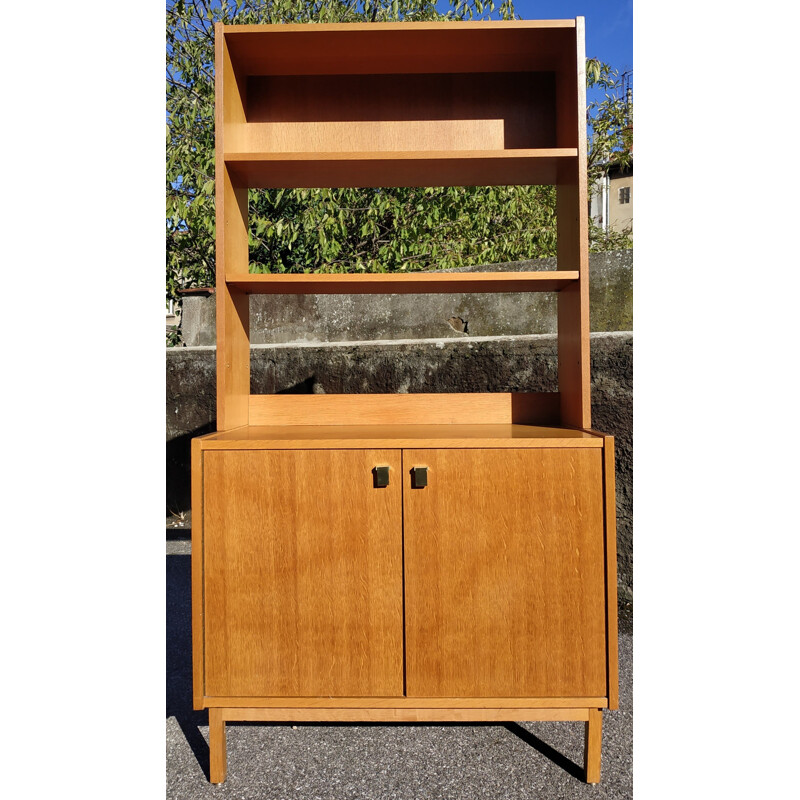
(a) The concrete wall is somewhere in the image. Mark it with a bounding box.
[166,331,633,603]
[180,251,632,345]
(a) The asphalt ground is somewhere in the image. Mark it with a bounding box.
[167,538,633,799]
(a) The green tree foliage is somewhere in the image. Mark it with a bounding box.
[167,1,631,303]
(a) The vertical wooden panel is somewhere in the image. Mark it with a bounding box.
[215,26,250,430]
[603,436,619,709]
[404,448,607,697]
[203,449,404,697]
[191,440,205,710]
[556,18,591,429]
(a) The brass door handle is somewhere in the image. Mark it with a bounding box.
[372,465,390,488]
[411,466,428,489]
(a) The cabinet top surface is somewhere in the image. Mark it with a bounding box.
[197,424,605,449]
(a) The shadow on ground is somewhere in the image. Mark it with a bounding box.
[167,551,210,780]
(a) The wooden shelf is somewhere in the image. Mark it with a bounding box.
[198,423,603,450]
[224,149,578,188]
[226,271,578,295]
[222,20,577,76]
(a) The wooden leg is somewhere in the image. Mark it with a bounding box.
[209,708,228,784]
[584,708,602,784]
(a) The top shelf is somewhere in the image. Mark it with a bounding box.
[222,20,577,76]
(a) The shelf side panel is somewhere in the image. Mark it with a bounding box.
[216,27,251,430]
[248,393,560,427]
[556,19,591,428]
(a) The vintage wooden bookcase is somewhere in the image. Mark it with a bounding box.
[191,18,619,785]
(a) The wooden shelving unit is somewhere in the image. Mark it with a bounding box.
[192,18,618,786]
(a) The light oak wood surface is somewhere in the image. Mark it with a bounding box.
[203,449,404,697]
[197,422,604,449]
[246,394,565,428]
[191,439,205,710]
[215,25,250,431]
[209,708,227,784]
[556,17,591,429]
[233,72,558,153]
[214,707,590,723]
[603,437,620,709]
[584,707,603,783]
[403,447,606,697]
[202,696,608,709]
[226,271,578,294]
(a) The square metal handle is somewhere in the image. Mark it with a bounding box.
[411,466,428,489]
[372,465,390,488]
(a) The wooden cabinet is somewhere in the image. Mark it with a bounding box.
[193,429,618,784]
[192,18,619,787]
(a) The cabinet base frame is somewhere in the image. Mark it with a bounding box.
[207,706,604,785]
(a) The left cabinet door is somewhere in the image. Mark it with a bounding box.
[202,448,404,697]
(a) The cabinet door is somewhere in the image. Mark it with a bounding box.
[403,448,607,698]
[203,449,403,697]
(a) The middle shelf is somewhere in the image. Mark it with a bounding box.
[226,271,578,294]
[224,148,578,188]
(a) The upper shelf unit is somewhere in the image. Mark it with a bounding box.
[219,21,582,188]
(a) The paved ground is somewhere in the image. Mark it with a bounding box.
[167,537,633,799]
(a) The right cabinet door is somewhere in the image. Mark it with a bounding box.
[403,447,607,698]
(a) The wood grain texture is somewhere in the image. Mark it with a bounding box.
[227,271,577,294]
[223,21,576,77]
[215,24,251,431]
[584,707,602,784]
[555,19,591,429]
[191,439,205,710]
[603,437,619,710]
[404,448,606,698]
[203,696,608,709]
[215,707,590,723]
[231,72,557,153]
[203,449,403,697]
[209,707,227,784]
[247,394,563,427]
[216,282,249,431]
[198,422,605,450]
[225,149,575,189]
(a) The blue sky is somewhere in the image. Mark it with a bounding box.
[511,1,632,71]
[436,1,632,73]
